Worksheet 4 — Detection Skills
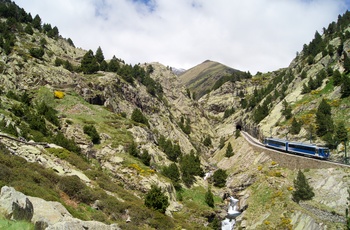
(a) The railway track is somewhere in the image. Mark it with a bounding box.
[241,131,350,169]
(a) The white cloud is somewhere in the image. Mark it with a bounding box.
[14,0,349,73]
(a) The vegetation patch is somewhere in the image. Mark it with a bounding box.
[0,216,34,230]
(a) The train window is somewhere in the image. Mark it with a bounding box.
[288,144,315,152]
[268,140,286,146]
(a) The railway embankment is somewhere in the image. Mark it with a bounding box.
[242,131,348,170]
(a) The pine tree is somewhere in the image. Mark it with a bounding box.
[335,122,348,145]
[292,170,315,203]
[290,118,301,135]
[108,55,120,72]
[333,70,343,86]
[219,137,225,149]
[162,163,180,183]
[205,187,214,208]
[99,60,108,71]
[316,99,333,136]
[180,150,203,187]
[341,76,350,98]
[346,189,350,230]
[282,100,292,120]
[81,50,99,74]
[344,52,350,73]
[225,142,234,157]
[32,14,41,30]
[213,169,227,188]
[95,46,105,64]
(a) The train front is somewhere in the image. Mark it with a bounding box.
[318,147,330,159]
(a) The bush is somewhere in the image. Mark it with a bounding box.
[140,150,151,166]
[144,185,169,213]
[54,91,65,99]
[58,175,85,198]
[127,141,139,157]
[36,101,60,126]
[29,47,44,59]
[83,124,100,144]
[203,135,212,147]
[51,132,81,154]
[131,108,149,127]
[58,175,96,203]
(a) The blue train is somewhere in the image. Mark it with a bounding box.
[264,137,330,160]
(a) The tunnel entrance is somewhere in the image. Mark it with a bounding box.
[236,123,242,131]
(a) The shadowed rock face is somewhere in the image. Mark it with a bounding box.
[0,186,33,222]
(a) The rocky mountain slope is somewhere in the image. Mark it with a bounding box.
[179,60,251,100]
[0,1,349,229]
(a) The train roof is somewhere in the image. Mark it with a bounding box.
[265,137,287,142]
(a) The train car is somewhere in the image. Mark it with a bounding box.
[264,138,288,151]
[263,137,330,160]
[288,141,330,159]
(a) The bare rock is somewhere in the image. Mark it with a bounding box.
[0,186,33,221]
[28,196,72,228]
[46,220,120,230]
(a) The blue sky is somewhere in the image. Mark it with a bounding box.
[15,0,350,73]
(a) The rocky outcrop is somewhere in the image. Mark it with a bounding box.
[0,186,120,230]
[0,186,33,221]
[46,220,120,230]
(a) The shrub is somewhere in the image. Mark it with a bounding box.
[54,91,65,99]
[219,137,225,149]
[140,150,151,166]
[36,101,60,126]
[83,124,100,144]
[203,135,212,147]
[144,185,169,213]
[58,175,85,197]
[29,47,44,59]
[51,132,81,154]
[235,129,240,139]
[58,175,96,203]
[131,108,149,127]
[127,141,139,157]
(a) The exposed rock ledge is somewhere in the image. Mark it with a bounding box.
[0,186,120,230]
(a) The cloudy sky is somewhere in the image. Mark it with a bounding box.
[15,0,350,73]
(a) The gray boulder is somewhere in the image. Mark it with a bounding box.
[28,196,73,229]
[0,186,33,221]
[46,220,120,230]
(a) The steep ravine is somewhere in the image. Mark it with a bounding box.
[211,132,349,229]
